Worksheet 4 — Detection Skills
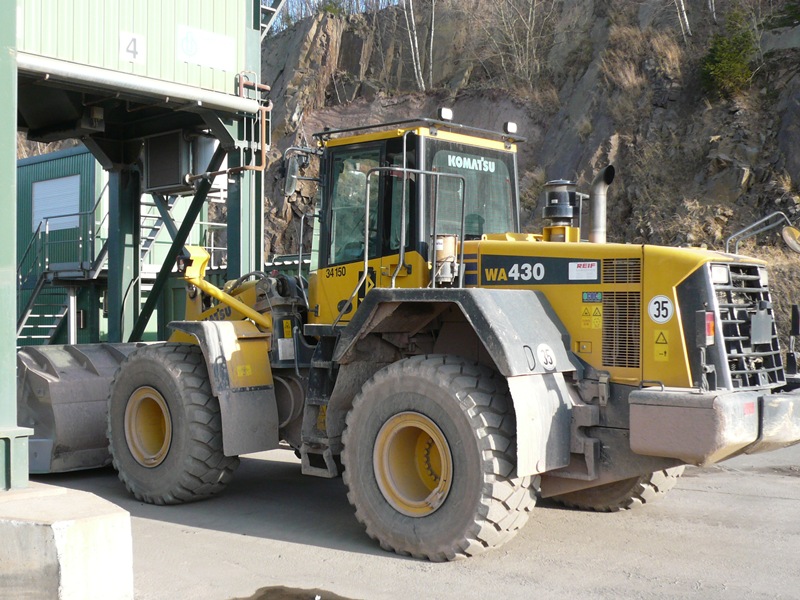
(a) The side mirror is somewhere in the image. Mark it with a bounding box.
[284,156,300,197]
[781,226,800,254]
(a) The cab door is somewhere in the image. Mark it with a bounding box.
[377,141,429,290]
[311,144,383,325]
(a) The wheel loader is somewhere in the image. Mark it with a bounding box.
[18,113,800,561]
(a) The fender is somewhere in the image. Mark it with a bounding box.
[169,320,280,456]
[333,288,579,477]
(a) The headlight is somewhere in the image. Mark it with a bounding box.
[758,267,769,286]
[711,264,729,285]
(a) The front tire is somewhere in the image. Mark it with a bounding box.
[107,343,239,504]
[342,355,537,561]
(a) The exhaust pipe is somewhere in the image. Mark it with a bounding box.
[589,165,615,244]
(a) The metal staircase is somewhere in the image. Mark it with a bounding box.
[17,278,68,343]
[260,0,287,41]
[17,187,227,346]
[16,185,108,345]
[140,195,178,262]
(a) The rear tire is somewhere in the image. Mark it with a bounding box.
[342,355,537,561]
[551,467,685,512]
[107,343,239,504]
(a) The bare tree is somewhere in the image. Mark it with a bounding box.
[401,0,426,90]
[739,0,782,64]
[474,0,560,89]
[674,0,692,43]
[428,0,435,88]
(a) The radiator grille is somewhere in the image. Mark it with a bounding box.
[602,292,641,368]
[602,258,642,284]
[713,263,784,388]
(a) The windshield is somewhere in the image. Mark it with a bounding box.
[427,140,516,239]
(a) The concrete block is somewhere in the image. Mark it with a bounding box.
[0,483,133,600]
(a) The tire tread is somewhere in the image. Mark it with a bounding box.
[342,354,537,561]
[553,466,684,512]
[108,343,239,505]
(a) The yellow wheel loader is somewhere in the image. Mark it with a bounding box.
[18,115,800,561]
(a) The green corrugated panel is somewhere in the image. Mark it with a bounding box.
[173,1,190,86]
[87,0,105,70]
[147,0,167,84]
[17,0,254,95]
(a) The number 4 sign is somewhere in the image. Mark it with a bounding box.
[648,295,674,324]
[120,32,145,64]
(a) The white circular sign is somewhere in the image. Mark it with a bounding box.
[648,295,674,324]
[537,344,557,371]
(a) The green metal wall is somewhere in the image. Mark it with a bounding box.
[17,0,256,95]
[16,145,102,267]
[1,0,30,490]
[16,146,103,346]
[17,146,216,346]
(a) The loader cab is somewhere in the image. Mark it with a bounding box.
[307,119,522,325]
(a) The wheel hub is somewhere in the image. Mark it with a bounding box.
[373,411,453,517]
[124,386,172,468]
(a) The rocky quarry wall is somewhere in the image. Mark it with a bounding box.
[258,0,800,329]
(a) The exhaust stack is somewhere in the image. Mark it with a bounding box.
[589,165,615,244]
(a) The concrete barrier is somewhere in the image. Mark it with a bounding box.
[0,483,133,600]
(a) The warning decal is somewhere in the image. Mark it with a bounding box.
[654,329,669,362]
[592,306,603,330]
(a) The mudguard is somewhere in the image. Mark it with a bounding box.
[333,288,579,477]
[169,320,280,456]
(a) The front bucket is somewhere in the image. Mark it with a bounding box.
[17,343,144,473]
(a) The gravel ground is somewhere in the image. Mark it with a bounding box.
[36,443,800,600]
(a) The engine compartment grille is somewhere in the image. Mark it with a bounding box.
[713,263,784,388]
[602,258,642,284]
[602,291,641,368]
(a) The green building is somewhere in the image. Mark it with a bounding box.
[16,144,223,345]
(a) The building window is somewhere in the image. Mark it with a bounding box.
[32,174,80,231]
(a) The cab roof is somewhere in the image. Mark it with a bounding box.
[314,118,525,150]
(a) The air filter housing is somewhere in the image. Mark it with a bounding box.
[543,179,577,225]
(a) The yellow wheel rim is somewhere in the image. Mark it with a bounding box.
[373,411,453,517]
[124,386,172,468]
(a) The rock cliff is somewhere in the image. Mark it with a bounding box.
[260,0,800,328]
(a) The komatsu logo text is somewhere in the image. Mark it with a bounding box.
[447,154,496,173]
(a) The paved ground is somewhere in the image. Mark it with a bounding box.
[35,444,800,600]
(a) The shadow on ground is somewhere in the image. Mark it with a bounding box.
[31,451,383,558]
[233,586,358,600]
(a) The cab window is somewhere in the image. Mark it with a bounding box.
[385,149,415,253]
[429,143,516,239]
[328,148,381,265]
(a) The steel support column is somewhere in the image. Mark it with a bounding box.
[129,145,226,342]
[66,287,78,345]
[107,169,141,343]
[226,151,263,279]
[1,6,31,490]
